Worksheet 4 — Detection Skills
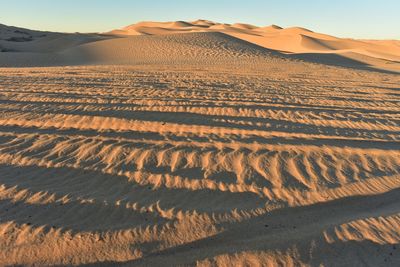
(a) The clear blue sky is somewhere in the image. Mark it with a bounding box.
[1,0,399,39]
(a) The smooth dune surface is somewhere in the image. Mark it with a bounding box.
[0,20,400,266]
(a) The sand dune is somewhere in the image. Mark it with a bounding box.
[107,20,400,72]
[1,21,400,72]
[110,21,400,58]
[0,20,399,266]
[0,31,285,67]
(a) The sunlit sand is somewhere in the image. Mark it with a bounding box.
[0,21,399,266]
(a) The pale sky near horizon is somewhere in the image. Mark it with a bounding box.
[1,0,399,39]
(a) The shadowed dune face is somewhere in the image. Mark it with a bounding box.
[0,30,285,67]
[0,65,399,266]
[62,32,283,66]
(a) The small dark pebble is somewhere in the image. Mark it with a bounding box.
[264,224,269,227]
[52,225,56,229]
[390,252,393,256]
[27,223,31,226]
[393,245,396,250]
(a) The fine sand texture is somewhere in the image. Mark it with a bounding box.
[0,21,400,266]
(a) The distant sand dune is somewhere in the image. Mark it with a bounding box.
[106,20,400,72]
[0,21,399,72]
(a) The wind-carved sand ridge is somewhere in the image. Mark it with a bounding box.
[0,20,400,266]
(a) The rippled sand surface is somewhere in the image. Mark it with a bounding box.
[0,62,399,266]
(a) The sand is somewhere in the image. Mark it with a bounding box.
[106,20,400,73]
[1,21,400,72]
[0,21,399,266]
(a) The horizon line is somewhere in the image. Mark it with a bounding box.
[1,20,399,41]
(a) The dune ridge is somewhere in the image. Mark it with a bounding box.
[0,21,399,72]
[106,20,400,72]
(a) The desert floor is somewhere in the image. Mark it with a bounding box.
[0,20,400,266]
[0,62,399,266]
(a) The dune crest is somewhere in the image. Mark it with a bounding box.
[106,20,400,72]
[1,20,399,72]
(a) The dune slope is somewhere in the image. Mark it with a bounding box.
[0,30,293,68]
[107,20,400,73]
[1,21,400,72]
